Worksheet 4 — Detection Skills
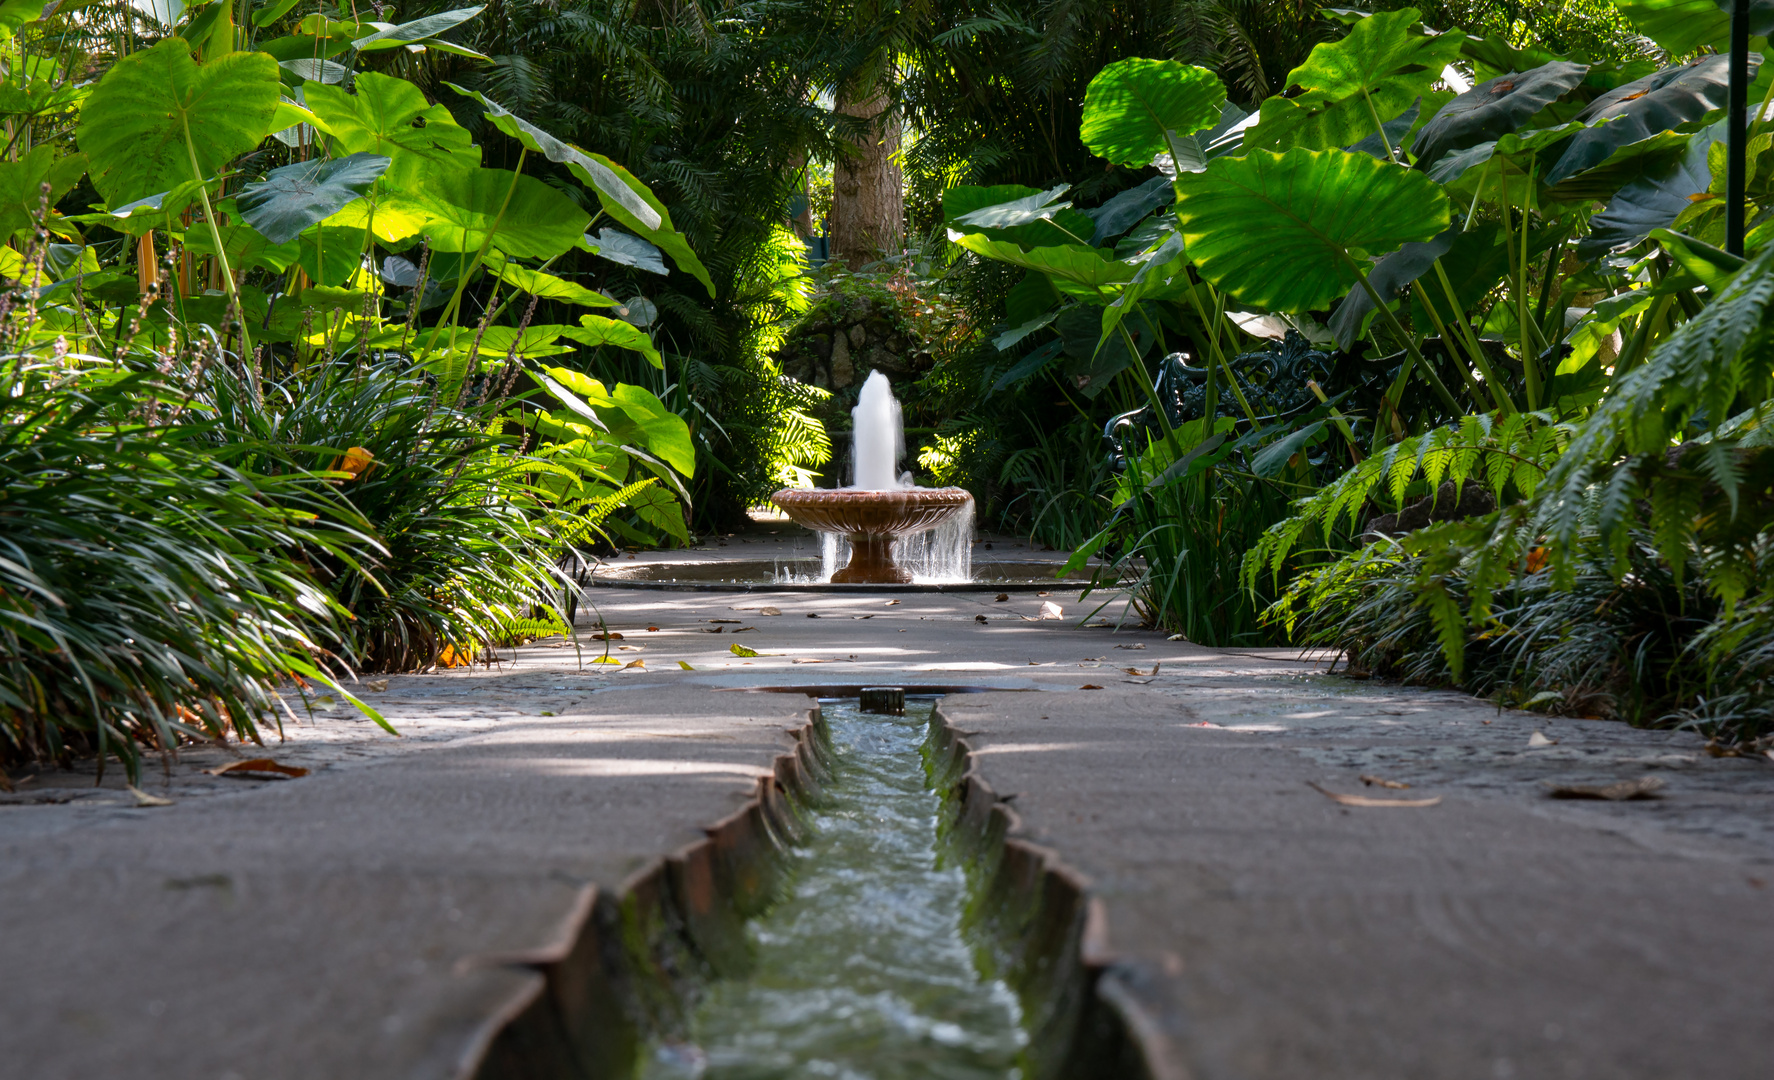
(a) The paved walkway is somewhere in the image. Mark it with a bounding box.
[5,565,1772,1078]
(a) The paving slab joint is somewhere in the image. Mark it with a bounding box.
[462,705,833,1079]
[928,701,1178,1080]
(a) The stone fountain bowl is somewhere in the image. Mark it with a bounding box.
[770,487,973,584]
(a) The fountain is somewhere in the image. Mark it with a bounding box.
[771,371,974,584]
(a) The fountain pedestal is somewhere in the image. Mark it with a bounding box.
[770,488,973,584]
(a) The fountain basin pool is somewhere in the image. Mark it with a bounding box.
[588,557,1101,592]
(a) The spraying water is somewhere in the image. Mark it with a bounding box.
[851,370,909,490]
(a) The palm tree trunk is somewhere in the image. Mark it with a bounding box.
[830,84,903,269]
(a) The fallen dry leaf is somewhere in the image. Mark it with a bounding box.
[806,612,820,618]
[1079,684,1105,690]
[617,645,643,651]
[1543,776,1666,801]
[363,679,389,693]
[975,614,989,623]
[646,626,660,632]
[1038,601,1063,620]
[207,758,309,780]
[759,606,781,616]
[1115,643,1146,650]
[622,658,646,670]
[732,626,757,632]
[677,660,695,670]
[729,643,760,657]
[853,614,875,620]
[709,618,741,624]
[885,599,901,606]
[1359,775,1410,789]
[1166,633,1185,641]
[592,632,624,641]
[995,593,1009,602]
[1528,731,1556,747]
[1308,782,1440,808]
[704,626,726,634]
[127,785,173,807]
[1120,663,1160,676]
[1037,591,1051,597]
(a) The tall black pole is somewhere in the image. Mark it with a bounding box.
[1728,0,1750,256]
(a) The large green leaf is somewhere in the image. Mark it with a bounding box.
[947,232,1135,302]
[1411,61,1588,169]
[1579,118,1727,261]
[1545,55,1739,187]
[1173,147,1449,313]
[446,84,663,236]
[236,152,388,244]
[0,145,85,240]
[586,228,667,275]
[1080,58,1226,166]
[352,6,485,53]
[1613,0,1774,57]
[77,38,280,206]
[577,150,715,298]
[412,167,590,261]
[303,72,480,191]
[182,218,298,273]
[485,252,616,307]
[941,183,1096,248]
[1248,8,1465,153]
[296,224,366,287]
[561,313,663,368]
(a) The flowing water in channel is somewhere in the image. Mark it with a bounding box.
[641,699,1025,1079]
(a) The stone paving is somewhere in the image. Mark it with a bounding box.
[4,540,1772,1078]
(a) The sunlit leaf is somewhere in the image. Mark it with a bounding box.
[1080,58,1226,166]
[77,38,280,206]
[1173,147,1449,312]
[237,152,389,243]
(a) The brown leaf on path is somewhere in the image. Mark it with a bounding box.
[207,759,309,780]
[1115,643,1146,650]
[363,679,389,693]
[995,593,1009,602]
[703,626,726,633]
[646,626,660,632]
[975,614,988,623]
[1308,782,1440,808]
[592,632,624,640]
[760,606,781,616]
[709,618,741,624]
[127,785,173,807]
[1359,775,1410,789]
[807,612,820,618]
[731,626,757,632]
[853,614,875,619]
[1079,684,1105,690]
[1036,591,1051,597]
[622,659,646,670]
[885,599,901,606]
[1543,776,1666,801]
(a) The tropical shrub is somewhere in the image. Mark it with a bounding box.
[0,4,702,772]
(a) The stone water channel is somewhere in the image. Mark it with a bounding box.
[639,697,1027,1079]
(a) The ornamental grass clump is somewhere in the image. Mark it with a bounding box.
[0,352,365,783]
